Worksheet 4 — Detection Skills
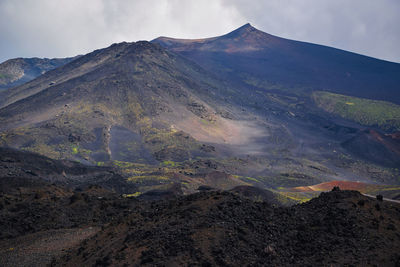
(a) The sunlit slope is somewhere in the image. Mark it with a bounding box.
[0,41,273,164]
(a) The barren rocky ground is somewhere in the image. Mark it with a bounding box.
[52,189,400,266]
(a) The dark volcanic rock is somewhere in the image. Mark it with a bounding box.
[0,147,137,193]
[0,147,141,239]
[0,182,138,240]
[230,185,294,206]
[54,190,400,266]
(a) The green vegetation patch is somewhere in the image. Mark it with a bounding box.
[162,160,177,167]
[312,91,400,131]
[71,146,79,155]
[122,192,142,198]
[243,176,259,183]
[127,175,170,182]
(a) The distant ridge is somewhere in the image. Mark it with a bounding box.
[0,56,79,90]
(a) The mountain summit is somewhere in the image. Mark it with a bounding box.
[153,24,400,104]
[154,23,280,53]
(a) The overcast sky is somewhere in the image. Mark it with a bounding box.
[0,0,399,63]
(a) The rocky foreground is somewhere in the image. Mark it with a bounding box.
[1,182,400,266]
[1,147,399,266]
[47,189,400,266]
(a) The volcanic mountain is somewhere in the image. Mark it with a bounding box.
[1,24,400,266]
[0,25,399,196]
[0,41,272,165]
[153,23,400,181]
[153,23,400,104]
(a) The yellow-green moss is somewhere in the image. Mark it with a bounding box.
[127,175,170,182]
[162,161,177,167]
[122,192,142,198]
[71,146,79,155]
[244,176,259,182]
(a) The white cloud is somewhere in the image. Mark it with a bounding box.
[0,0,244,61]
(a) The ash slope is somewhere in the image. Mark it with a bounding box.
[54,189,400,266]
[153,23,400,104]
[154,23,400,169]
[0,41,258,163]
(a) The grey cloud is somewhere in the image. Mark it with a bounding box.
[0,0,399,63]
[0,0,243,62]
[222,0,400,62]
